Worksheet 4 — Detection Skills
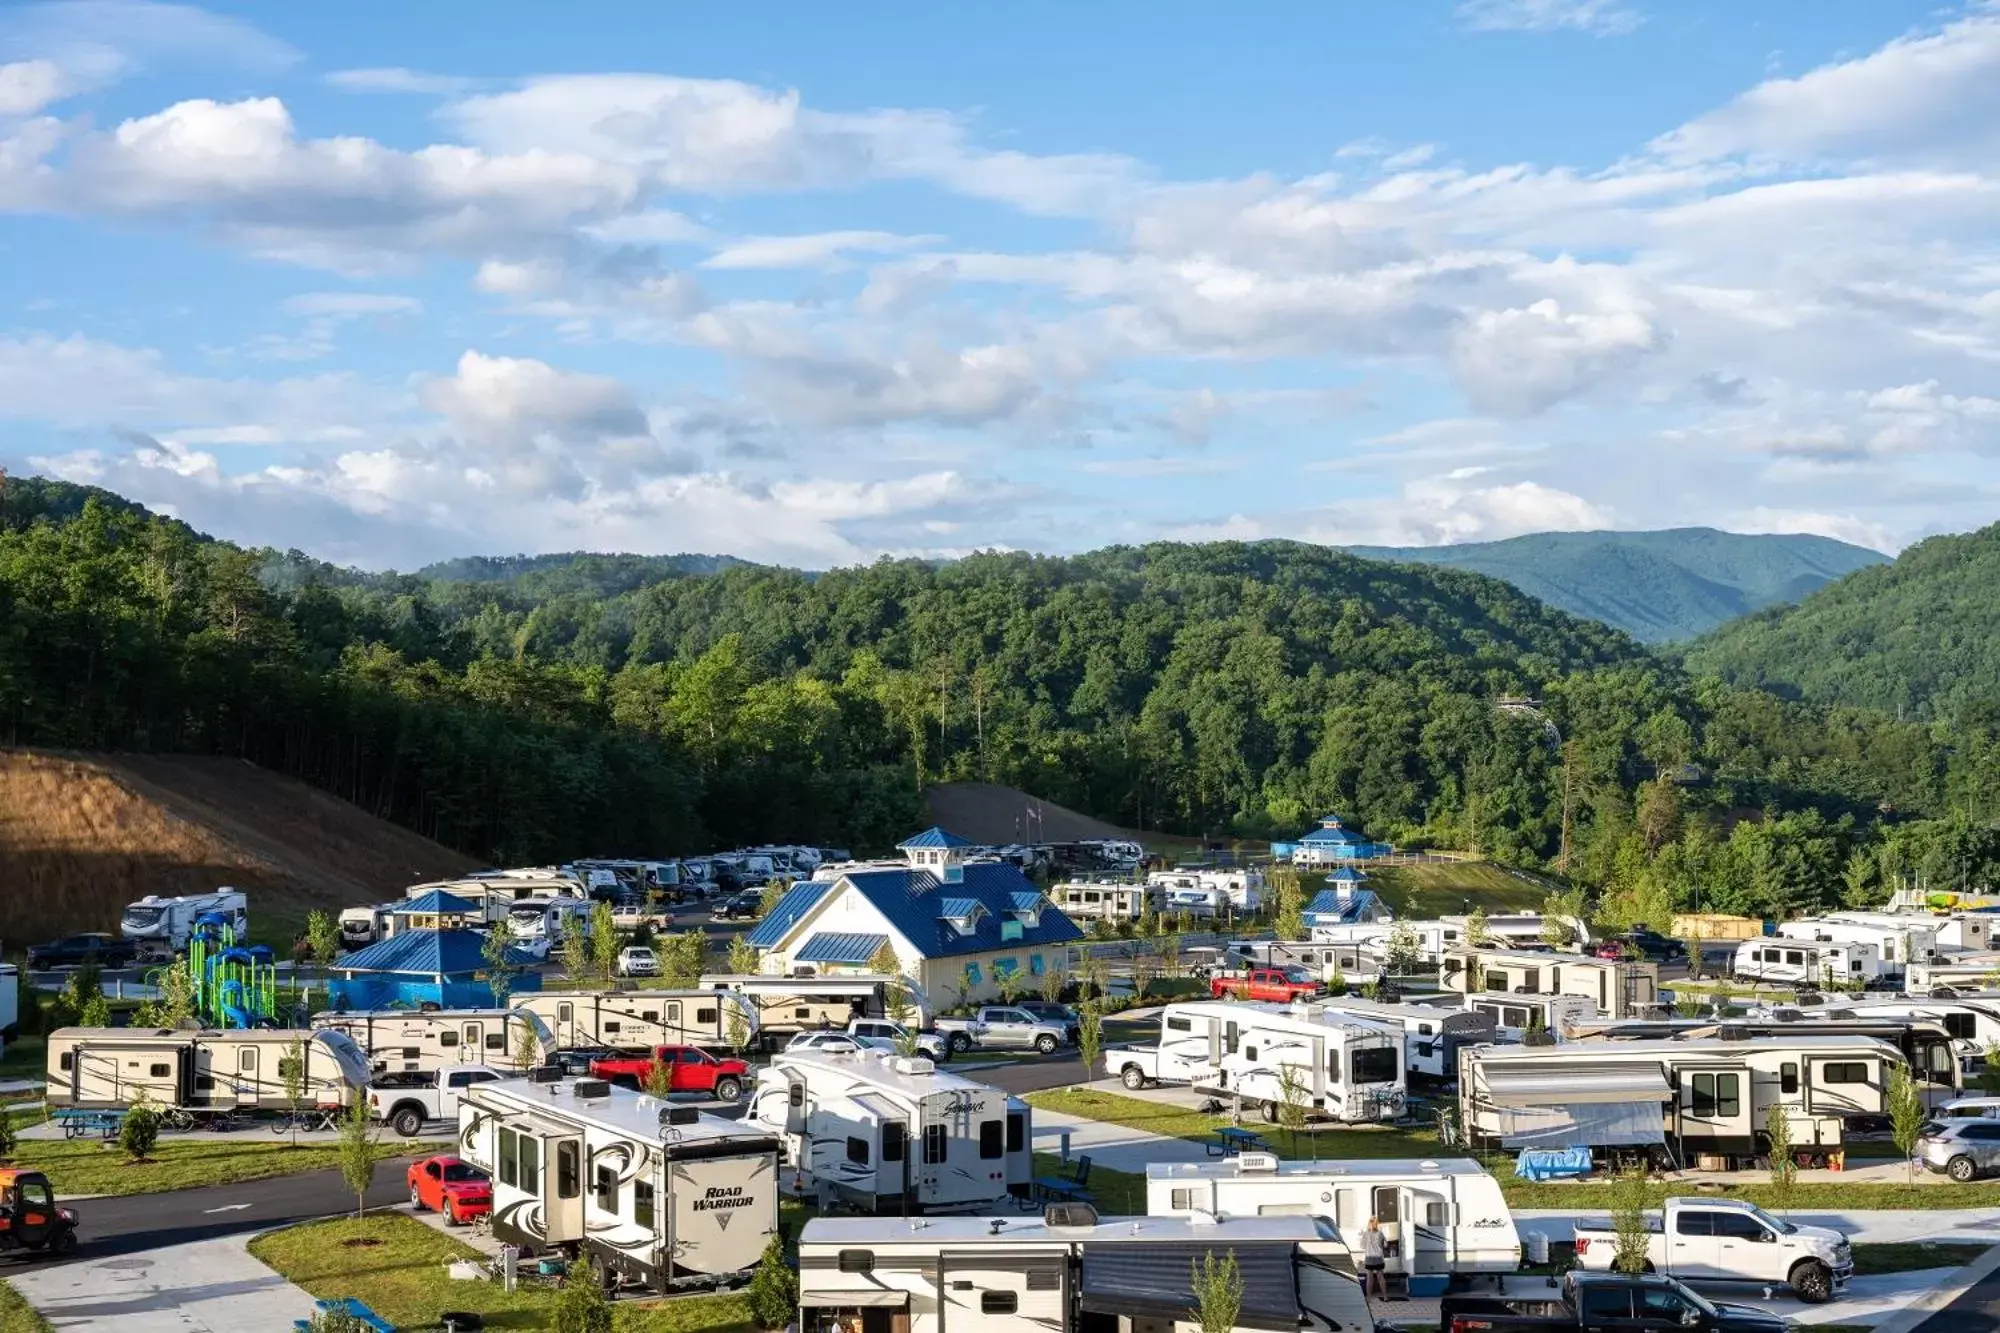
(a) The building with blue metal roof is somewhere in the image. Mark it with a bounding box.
[326,927,543,1010]
[1290,813,1393,866]
[745,827,1084,1005]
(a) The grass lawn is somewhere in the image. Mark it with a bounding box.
[1026,1088,1441,1159]
[0,1037,45,1082]
[1032,1151,1144,1213]
[1501,1176,2000,1210]
[1343,862,1548,919]
[1849,1242,1992,1275]
[251,1214,756,1332]
[0,1282,51,1333]
[13,1136,431,1198]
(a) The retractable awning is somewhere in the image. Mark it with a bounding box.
[800,1290,910,1309]
[1080,1242,1300,1331]
[1494,1101,1666,1148]
[1482,1064,1671,1107]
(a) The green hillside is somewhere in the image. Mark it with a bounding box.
[1346,528,1886,643]
[1682,521,2000,722]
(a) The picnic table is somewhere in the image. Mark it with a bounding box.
[50,1108,124,1141]
[1210,1126,1267,1158]
[294,1298,395,1333]
[1030,1153,1094,1207]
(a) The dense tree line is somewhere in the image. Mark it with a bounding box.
[2,481,1997,920]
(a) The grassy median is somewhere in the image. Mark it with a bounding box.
[251,1214,755,1332]
[0,1283,52,1333]
[1027,1087,1442,1159]
[14,1136,431,1198]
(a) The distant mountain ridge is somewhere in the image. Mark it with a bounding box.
[1343,528,1887,642]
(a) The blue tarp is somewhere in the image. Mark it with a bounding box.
[1515,1147,1593,1181]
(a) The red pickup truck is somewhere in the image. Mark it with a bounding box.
[1210,966,1323,1002]
[588,1045,749,1101]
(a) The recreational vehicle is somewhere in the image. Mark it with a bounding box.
[1732,938,1890,988]
[1304,998,1497,1080]
[46,1026,370,1113]
[120,889,249,961]
[1778,915,1938,973]
[1048,881,1153,925]
[1808,996,2000,1055]
[338,903,395,949]
[1906,953,2000,995]
[1148,1155,1520,1287]
[457,1074,780,1291]
[1135,1001,1407,1124]
[1442,948,1659,1019]
[507,896,593,951]
[1442,913,1592,951]
[516,989,759,1054]
[748,1048,1027,1213]
[1458,1033,1906,1162]
[1568,1014,1961,1106]
[796,1209,1371,1333]
[1933,915,1996,953]
[311,1007,555,1076]
[698,974,929,1046]
[1464,991,1599,1040]
[1223,938,1387,983]
[1153,867,1264,911]
[1161,883,1226,920]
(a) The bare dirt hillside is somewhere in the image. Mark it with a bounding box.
[923,781,1171,847]
[0,750,477,950]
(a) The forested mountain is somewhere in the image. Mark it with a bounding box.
[1682,522,2000,724]
[414,552,751,596]
[1,478,1996,927]
[1345,529,1886,643]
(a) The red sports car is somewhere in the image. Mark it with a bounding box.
[407,1155,492,1226]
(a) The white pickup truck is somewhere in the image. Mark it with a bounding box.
[368,1064,513,1137]
[1107,1041,1211,1090]
[1572,1196,1853,1304]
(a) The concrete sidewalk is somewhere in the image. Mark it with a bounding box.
[1372,1267,1962,1329]
[7,1234,317,1331]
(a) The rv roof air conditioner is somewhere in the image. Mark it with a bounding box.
[1233,1152,1280,1174]
[890,1056,936,1076]
[574,1078,612,1101]
[1718,1024,1748,1041]
[662,1106,701,1127]
[528,1066,563,1084]
[1043,1202,1099,1229]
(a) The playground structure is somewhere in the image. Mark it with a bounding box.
[183,913,290,1028]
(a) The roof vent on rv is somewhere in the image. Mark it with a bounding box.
[1233,1152,1280,1174]
[1043,1202,1099,1229]
[662,1106,701,1127]
[1718,1024,1748,1041]
[574,1078,612,1101]
[528,1066,563,1084]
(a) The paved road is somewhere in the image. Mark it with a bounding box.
[24,1159,422,1267]
[1912,1268,2000,1333]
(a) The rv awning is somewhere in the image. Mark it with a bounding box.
[1079,1242,1300,1331]
[1495,1102,1665,1149]
[800,1290,910,1309]
[1483,1065,1671,1107]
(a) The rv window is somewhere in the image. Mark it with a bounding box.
[1781,1063,1799,1095]
[439,1031,459,1048]
[1027,1270,1060,1291]
[555,1140,578,1199]
[1824,1062,1869,1084]
[1352,1047,1399,1085]
[595,1164,618,1213]
[520,1137,541,1195]
[1171,1188,1195,1210]
[981,1293,1018,1315]
[59,1052,72,1071]
[486,1033,505,1051]
[697,1008,717,1025]
[464,1025,480,1047]
[240,1049,256,1071]
[1692,1074,1718,1118]
[1715,1074,1741,1117]
[1007,1112,1025,1154]
[980,1120,1004,1159]
[1244,1044,1259,1062]
[1166,1017,1192,1033]
[882,1122,906,1163]
[1929,1045,1956,1079]
[634,1180,655,1229]
[838,1250,874,1274]
[1785,951,1805,966]
[846,1136,870,1166]
[923,1124,947,1164]
[150,1063,169,1078]
[402,1048,419,1061]
[667,1003,682,1024]
[604,1022,622,1035]
[1426,1201,1448,1227]
[1418,1024,1434,1036]
[196,1076,213,1092]
[1372,1187,1399,1224]
[559,1004,573,1023]
[498,1129,518,1188]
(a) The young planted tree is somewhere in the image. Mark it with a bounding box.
[1888,1063,1926,1188]
[660,932,707,988]
[1039,958,1068,1005]
[1611,1168,1653,1275]
[1326,963,1347,998]
[0,1107,16,1162]
[281,1034,308,1148]
[339,1088,378,1219]
[745,1235,799,1329]
[514,1020,540,1074]
[953,964,976,1012]
[481,923,518,1008]
[727,934,760,976]
[1159,933,1183,983]
[1076,1005,1104,1084]
[1981,1041,2000,1097]
[1466,905,1492,947]
[642,1053,675,1098]
[305,909,342,969]
[1129,951,1157,1004]
[558,914,590,984]
[996,964,1022,1006]
[1765,1102,1796,1213]
[1080,953,1110,1005]
[1385,921,1421,975]
[1188,1250,1245,1333]
[120,1094,161,1162]
[550,1263,614,1333]
[589,900,622,985]
[80,990,111,1029]
[1270,867,1305,941]
[1275,1059,1311,1154]
[757,879,790,917]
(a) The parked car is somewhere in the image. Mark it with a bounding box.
[787,1022,949,1062]
[1612,928,1687,961]
[1209,966,1322,1003]
[1918,1119,2000,1181]
[1440,1271,1789,1333]
[369,1065,511,1138]
[406,1155,492,1226]
[26,933,139,971]
[616,946,660,978]
[1012,1001,1081,1041]
[0,1169,79,1258]
[1573,1196,1851,1303]
[1593,940,1639,961]
[711,891,765,920]
[931,1005,1072,1055]
[588,1044,749,1101]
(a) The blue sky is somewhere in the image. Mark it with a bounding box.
[1,0,1996,568]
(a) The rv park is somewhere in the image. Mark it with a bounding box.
[4,818,2000,1333]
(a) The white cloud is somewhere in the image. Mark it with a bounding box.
[0,59,68,116]
[281,292,423,318]
[1314,472,1613,546]
[1729,506,1896,553]
[1456,0,1641,36]
[702,229,939,271]
[325,67,478,96]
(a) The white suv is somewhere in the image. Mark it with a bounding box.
[616,946,660,977]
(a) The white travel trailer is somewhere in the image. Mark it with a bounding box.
[1304,998,1498,1080]
[1148,1155,1520,1288]
[698,974,929,1047]
[1151,868,1264,912]
[1934,915,1996,953]
[1048,880,1153,925]
[748,1048,1027,1213]
[1463,992,1599,1040]
[516,989,760,1054]
[120,889,249,961]
[508,896,593,951]
[1442,913,1592,951]
[796,1209,1371,1333]
[1442,948,1659,1020]
[338,903,395,949]
[311,1007,555,1076]
[46,1026,370,1113]
[1145,1001,1407,1124]
[457,1074,780,1291]
[1779,914,1938,973]
[1908,954,2000,995]
[1458,1033,1905,1162]
[1733,938,1890,987]
[1223,939,1385,981]
[1161,883,1226,920]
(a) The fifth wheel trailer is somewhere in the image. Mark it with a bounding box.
[457,1074,780,1291]
[515,988,760,1053]
[311,1007,556,1076]
[45,1026,370,1113]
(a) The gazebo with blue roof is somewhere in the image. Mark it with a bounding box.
[1291,813,1393,866]
[326,921,541,1010]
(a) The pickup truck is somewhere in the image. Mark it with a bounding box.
[587,1045,749,1101]
[1107,1042,1209,1090]
[1209,966,1323,1002]
[932,1005,1073,1055]
[369,1065,512,1138]
[1441,1272,1787,1333]
[1572,1196,1851,1304]
[787,1020,950,1062]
